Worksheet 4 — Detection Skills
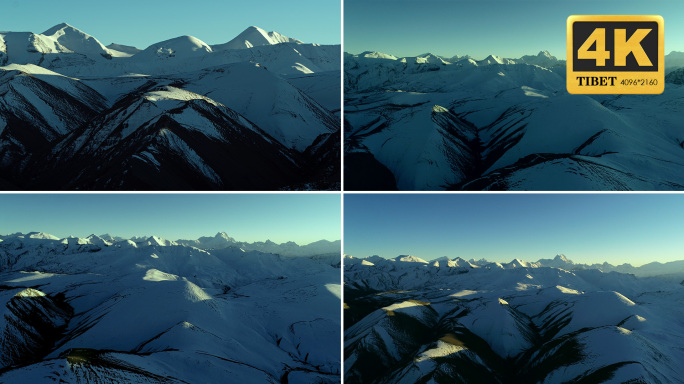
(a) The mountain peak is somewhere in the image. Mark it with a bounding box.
[137,35,212,59]
[431,256,451,262]
[395,255,428,263]
[212,26,302,51]
[480,54,505,65]
[42,22,85,37]
[245,25,266,33]
[25,232,59,240]
[214,232,235,241]
[42,22,73,34]
[357,51,398,60]
[554,254,573,263]
[39,22,112,59]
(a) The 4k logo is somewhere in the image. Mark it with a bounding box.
[567,15,664,94]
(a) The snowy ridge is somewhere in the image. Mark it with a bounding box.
[135,35,213,60]
[346,253,684,279]
[345,253,684,383]
[212,26,304,51]
[41,22,114,59]
[0,231,341,383]
[345,49,684,190]
[0,23,341,190]
[0,231,340,260]
[106,43,142,57]
[346,50,565,68]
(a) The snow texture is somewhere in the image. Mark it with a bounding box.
[0,232,341,383]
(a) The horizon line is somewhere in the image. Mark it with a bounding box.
[345,49,684,62]
[1,231,341,246]
[345,253,681,268]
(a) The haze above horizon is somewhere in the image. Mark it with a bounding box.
[345,0,684,60]
[344,194,684,267]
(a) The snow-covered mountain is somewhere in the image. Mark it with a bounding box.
[0,23,340,190]
[0,232,341,383]
[106,43,141,57]
[345,50,684,190]
[212,26,303,51]
[344,253,684,383]
[665,50,684,71]
[346,253,684,281]
[41,23,115,59]
[134,35,213,61]
[172,231,341,258]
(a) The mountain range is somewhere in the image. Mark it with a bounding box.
[0,231,340,263]
[345,253,684,280]
[0,231,341,383]
[345,49,684,190]
[344,253,684,383]
[0,23,341,190]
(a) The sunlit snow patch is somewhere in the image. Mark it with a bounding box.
[620,314,648,331]
[556,285,581,294]
[1,63,74,77]
[415,340,465,362]
[143,269,179,282]
[15,288,46,297]
[432,105,448,113]
[522,86,548,98]
[516,283,541,291]
[292,62,314,74]
[7,271,57,283]
[325,283,341,299]
[449,290,478,298]
[383,300,431,317]
[144,86,219,106]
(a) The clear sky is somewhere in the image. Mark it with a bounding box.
[345,0,684,59]
[344,193,684,266]
[1,0,340,49]
[0,193,341,244]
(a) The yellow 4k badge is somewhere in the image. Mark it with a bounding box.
[567,15,664,94]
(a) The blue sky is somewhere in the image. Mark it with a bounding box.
[345,0,684,59]
[0,194,341,244]
[1,0,340,48]
[344,193,684,266]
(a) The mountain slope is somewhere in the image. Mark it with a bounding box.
[41,23,114,59]
[39,85,303,190]
[0,233,341,383]
[212,26,303,51]
[181,62,339,151]
[0,23,341,190]
[344,254,684,383]
[134,35,213,61]
[345,50,684,190]
[0,64,106,183]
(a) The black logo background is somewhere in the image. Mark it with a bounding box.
[572,21,659,72]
